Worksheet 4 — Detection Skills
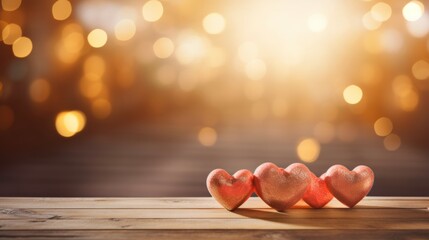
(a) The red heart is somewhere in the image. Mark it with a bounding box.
[302,172,333,208]
[206,169,254,211]
[324,165,374,208]
[253,162,311,211]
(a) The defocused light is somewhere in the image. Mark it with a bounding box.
[362,12,381,31]
[153,37,175,59]
[87,29,107,48]
[198,127,217,147]
[412,60,429,80]
[142,0,163,22]
[370,2,392,22]
[57,23,84,64]
[0,105,14,130]
[202,12,225,35]
[178,69,198,91]
[374,117,393,137]
[29,78,50,103]
[12,36,32,58]
[55,110,86,137]
[343,85,363,104]
[0,82,3,96]
[380,29,403,53]
[406,13,429,38]
[84,54,106,77]
[271,98,288,117]
[244,81,265,101]
[79,76,103,98]
[245,58,266,80]
[398,89,419,111]
[175,34,206,65]
[238,41,259,63]
[392,75,413,97]
[307,14,327,33]
[2,23,22,45]
[337,122,357,142]
[314,122,335,143]
[384,134,401,151]
[156,64,176,86]
[91,98,111,119]
[114,19,136,41]
[1,0,21,11]
[52,0,72,21]
[297,138,320,163]
[207,47,226,68]
[402,1,424,22]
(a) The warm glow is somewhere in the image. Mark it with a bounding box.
[55,110,86,137]
[175,34,206,65]
[245,59,266,81]
[374,117,393,137]
[412,60,429,80]
[0,105,14,130]
[52,0,72,21]
[238,41,259,63]
[398,89,419,111]
[12,37,32,58]
[392,75,413,97]
[307,14,328,33]
[1,0,21,11]
[57,23,84,64]
[91,98,111,119]
[29,78,50,103]
[384,134,401,151]
[202,13,226,35]
[313,122,335,143]
[297,138,321,163]
[2,23,22,45]
[114,19,136,41]
[402,1,424,22]
[370,2,392,22]
[142,0,163,22]
[87,29,107,48]
[153,37,175,59]
[343,85,363,104]
[198,127,217,147]
[362,12,381,31]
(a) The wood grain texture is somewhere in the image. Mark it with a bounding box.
[0,197,428,239]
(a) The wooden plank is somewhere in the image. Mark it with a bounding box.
[0,208,428,220]
[1,230,429,240]
[1,218,428,230]
[0,197,428,209]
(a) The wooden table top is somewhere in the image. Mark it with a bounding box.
[0,197,428,239]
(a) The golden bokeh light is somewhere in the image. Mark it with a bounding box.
[402,0,424,22]
[84,54,106,77]
[343,85,363,104]
[297,138,321,163]
[238,41,259,63]
[56,23,84,64]
[79,76,103,99]
[398,89,419,111]
[370,2,392,22]
[87,29,107,48]
[198,127,217,147]
[0,105,14,130]
[55,110,86,137]
[52,0,72,21]
[384,133,401,151]
[114,19,136,41]
[2,23,22,45]
[12,36,32,58]
[206,47,226,68]
[374,117,393,137]
[91,98,111,119]
[153,37,175,59]
[0,82,3,96]
[362,12,382,31]
[202,12,226,35]
[1,0,21,11]
[271,98,288,117]
[142,0,163,22]
[244,81,265,101]
[411,60,429,80]
[29,78,50,103]
[307,14,328,33]
[175,34,206,65]
[245,58,266,81]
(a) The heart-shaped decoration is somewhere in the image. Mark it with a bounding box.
[253,162,311,211]
[302,172,333,208]
[206,169,254,211]
[324,165,374,208]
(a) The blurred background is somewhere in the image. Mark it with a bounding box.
[0,0,428,197]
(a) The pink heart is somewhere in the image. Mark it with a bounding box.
[253,162,311,211]
[324,165,375,208]
[302,172,333,208]
[206,169,254,211]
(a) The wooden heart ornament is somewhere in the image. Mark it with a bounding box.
[302,172,333,208]
[253,162,311,211]
[206,169,254,211]
[324,165,374,208]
